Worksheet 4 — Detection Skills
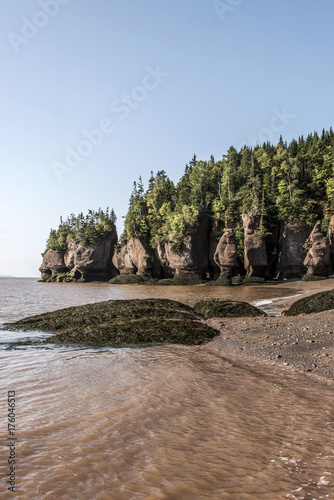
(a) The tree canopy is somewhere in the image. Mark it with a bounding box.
[45,208,116,251]
[121,128,334,247]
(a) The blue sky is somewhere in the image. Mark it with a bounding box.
[1,0,334,276]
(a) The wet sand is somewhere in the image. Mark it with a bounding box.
[202,278,334,381]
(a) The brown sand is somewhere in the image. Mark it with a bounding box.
[201,278,334,381]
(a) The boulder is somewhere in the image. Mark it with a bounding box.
[302,222,331,280]
[242,214,268,283]
[283,290,334,316]
[275,222,310,279]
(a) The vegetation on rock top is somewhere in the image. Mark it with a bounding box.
[120,129,334,255]
[45,207,117,252]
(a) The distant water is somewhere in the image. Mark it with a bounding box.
[1,278,334,499]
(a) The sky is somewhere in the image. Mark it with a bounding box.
[1,0,334,277]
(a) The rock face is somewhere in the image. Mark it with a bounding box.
[302,222,331,280]
[39,250,67,281]
[162,216,210,282]
[213,228,239,285]
[40,229,118,282]
[275,222,310,279]
[327,215,334,272]
[242,214,268,283]
[112,238,160,279]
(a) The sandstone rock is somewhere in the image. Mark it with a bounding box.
[208,217,221,279]
[112,237,160,279]
[39,250,67,280]
[302,222,330,280]
[162,216,210,280]
[242,214,268,283]
[275,222,310,279]
[40,229,118,282]
[327,215,334,271]
[212,228,239,285]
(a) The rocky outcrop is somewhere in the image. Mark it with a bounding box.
[302,222,331,280]
[161,216,211,283]
[193,299,266,318]
[39,250,67,281]
[327,215,334,272]
[275,222,310,279]
[111,238,160,280]
[242,214,268,283]
[40,229,118,282]
[212,228,239,285]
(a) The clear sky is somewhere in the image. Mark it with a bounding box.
[1,0,334,277]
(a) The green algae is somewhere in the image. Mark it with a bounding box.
[193,299,267,319]
[283,289,334,316]
[5,299,218,347]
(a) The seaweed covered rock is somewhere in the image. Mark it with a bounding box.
[108,274,148,284]
[193,299,266,319]
[302,222,331,280]
[6,299,218,346]
[242,214,268,284]
[282,289,334,316]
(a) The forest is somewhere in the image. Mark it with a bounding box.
[45,128,334,258]
[120,129,334,255]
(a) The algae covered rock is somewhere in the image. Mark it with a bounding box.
[193,299,266,319]
[6,299,218,347]
[282,289,334,316]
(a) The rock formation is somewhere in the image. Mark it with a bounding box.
[161,216,210,283]
[111,237,160,281]
[242,214,268,283]
[212,228,239,285]
[40,230,118,282]
[302,222,331,280]
[275,222,310,279]
[39,250,67,281]
[327,215,334,272]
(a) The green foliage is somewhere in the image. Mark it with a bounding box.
[121,128,334,251]
[45,208,116,251]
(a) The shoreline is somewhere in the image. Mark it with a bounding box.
[200,279,334,380]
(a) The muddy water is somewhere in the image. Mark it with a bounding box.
[1,278,334,499]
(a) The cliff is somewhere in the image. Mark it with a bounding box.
[40,230,118,282]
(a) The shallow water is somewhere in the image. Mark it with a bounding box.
[1,278,334,499]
